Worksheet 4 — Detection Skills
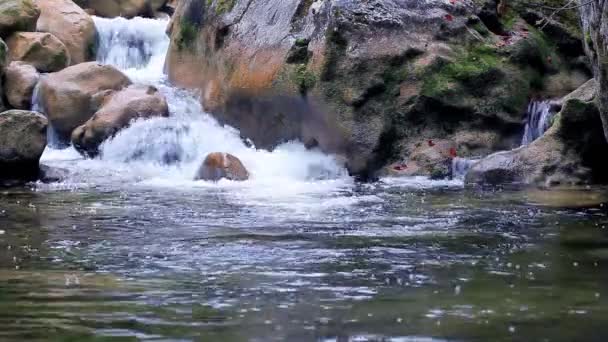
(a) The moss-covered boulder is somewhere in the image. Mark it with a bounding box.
[0,110,48,184]
[0,0,40,38]
[166,0,588,179]
[465,80,608,186]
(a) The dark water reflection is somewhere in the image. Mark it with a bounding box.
[1,182,608,341]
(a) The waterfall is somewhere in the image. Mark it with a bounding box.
[31,76,64,148]
[451,157,478,180]
[40,16,348,185]
[521,100,559,145]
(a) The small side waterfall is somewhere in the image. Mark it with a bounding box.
[31,76,63,148]
[451,157,479,180]
[521,100,559,145]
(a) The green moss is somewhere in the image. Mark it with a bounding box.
[292,64,317,95]
[421,45,501,97]
[177,20,198,50]
[209,0,236,14]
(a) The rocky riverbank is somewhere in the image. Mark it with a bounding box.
[0,0,607,187]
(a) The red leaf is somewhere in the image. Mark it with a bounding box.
[449,147,457,158]
[428,140,436,147]
[444,14,453,21]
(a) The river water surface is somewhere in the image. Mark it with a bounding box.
[1,16,608,342]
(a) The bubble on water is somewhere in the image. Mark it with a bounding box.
[509,326,516,333]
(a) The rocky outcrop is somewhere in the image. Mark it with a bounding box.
[4,61,39,109]
[166,0,588,179]
[195,152,250,182]
[71,85,169,157]
[465,80,608,186]
[580,0,608,142]
[35,0,97,65]
[39,62,132,142]
[0,0,40,38]
[76,0,167,18]
[0,110,47,183]
[6,32,70,72]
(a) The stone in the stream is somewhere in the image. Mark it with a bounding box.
[39,62,132,143]
[0,0,40,38]
[4,61,39,110]
[194,152,250,182]
[0,110,47,183]
[34,0,97,65]
[6,31,70,72]
[71,85,169,157]
[79,0,167,18]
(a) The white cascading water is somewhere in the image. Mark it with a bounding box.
[40,16,349,191]
[521,100,558,146]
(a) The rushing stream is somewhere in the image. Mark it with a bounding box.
[2,16,608,342]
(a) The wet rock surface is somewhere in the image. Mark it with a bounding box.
[465,80,608,187]
[4,61,39,109]
[39,62,132,143]
[6,31,71,72]
[195,152,250,182]
[71,85,169,157]
[0,110,47,183]
[166,0,588,179]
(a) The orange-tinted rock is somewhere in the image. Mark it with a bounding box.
[195,152,249,182]
[6,31,70,72]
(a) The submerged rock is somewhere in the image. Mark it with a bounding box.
[465,80,608,187]
[4,61,39,109]
[6,31,71,72]
[195,152,249,182]
[71,85,169,157]
[34,0,97,65]
[0,110,47,183]
[39,62,132,143]
[0,0,40,38]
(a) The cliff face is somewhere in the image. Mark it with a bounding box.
[166,0,588,178]
[580,0,608,141]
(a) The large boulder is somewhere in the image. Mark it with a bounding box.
[0,0,40,38]
[39,62,132,142]
[580,0,608,143]
[0,38,7,112]
[77,0,167,18]
[465,80,608,187]
[6,32,70,72]
[35,0,97,65]
[0,110,47,183]
[166,0,586,179]
[4,61,40,109]
[194,152,250,182]
[71,85,169,156]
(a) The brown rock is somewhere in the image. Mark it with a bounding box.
[39,62,132,142]
[35,0,97,65]
[4,61,39,109]
[84,0,166,18]
[6,32,70,72]
[195,152,250,182]
[0,0,40,38]
[386,139,457,179]
[71,85,169,157]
